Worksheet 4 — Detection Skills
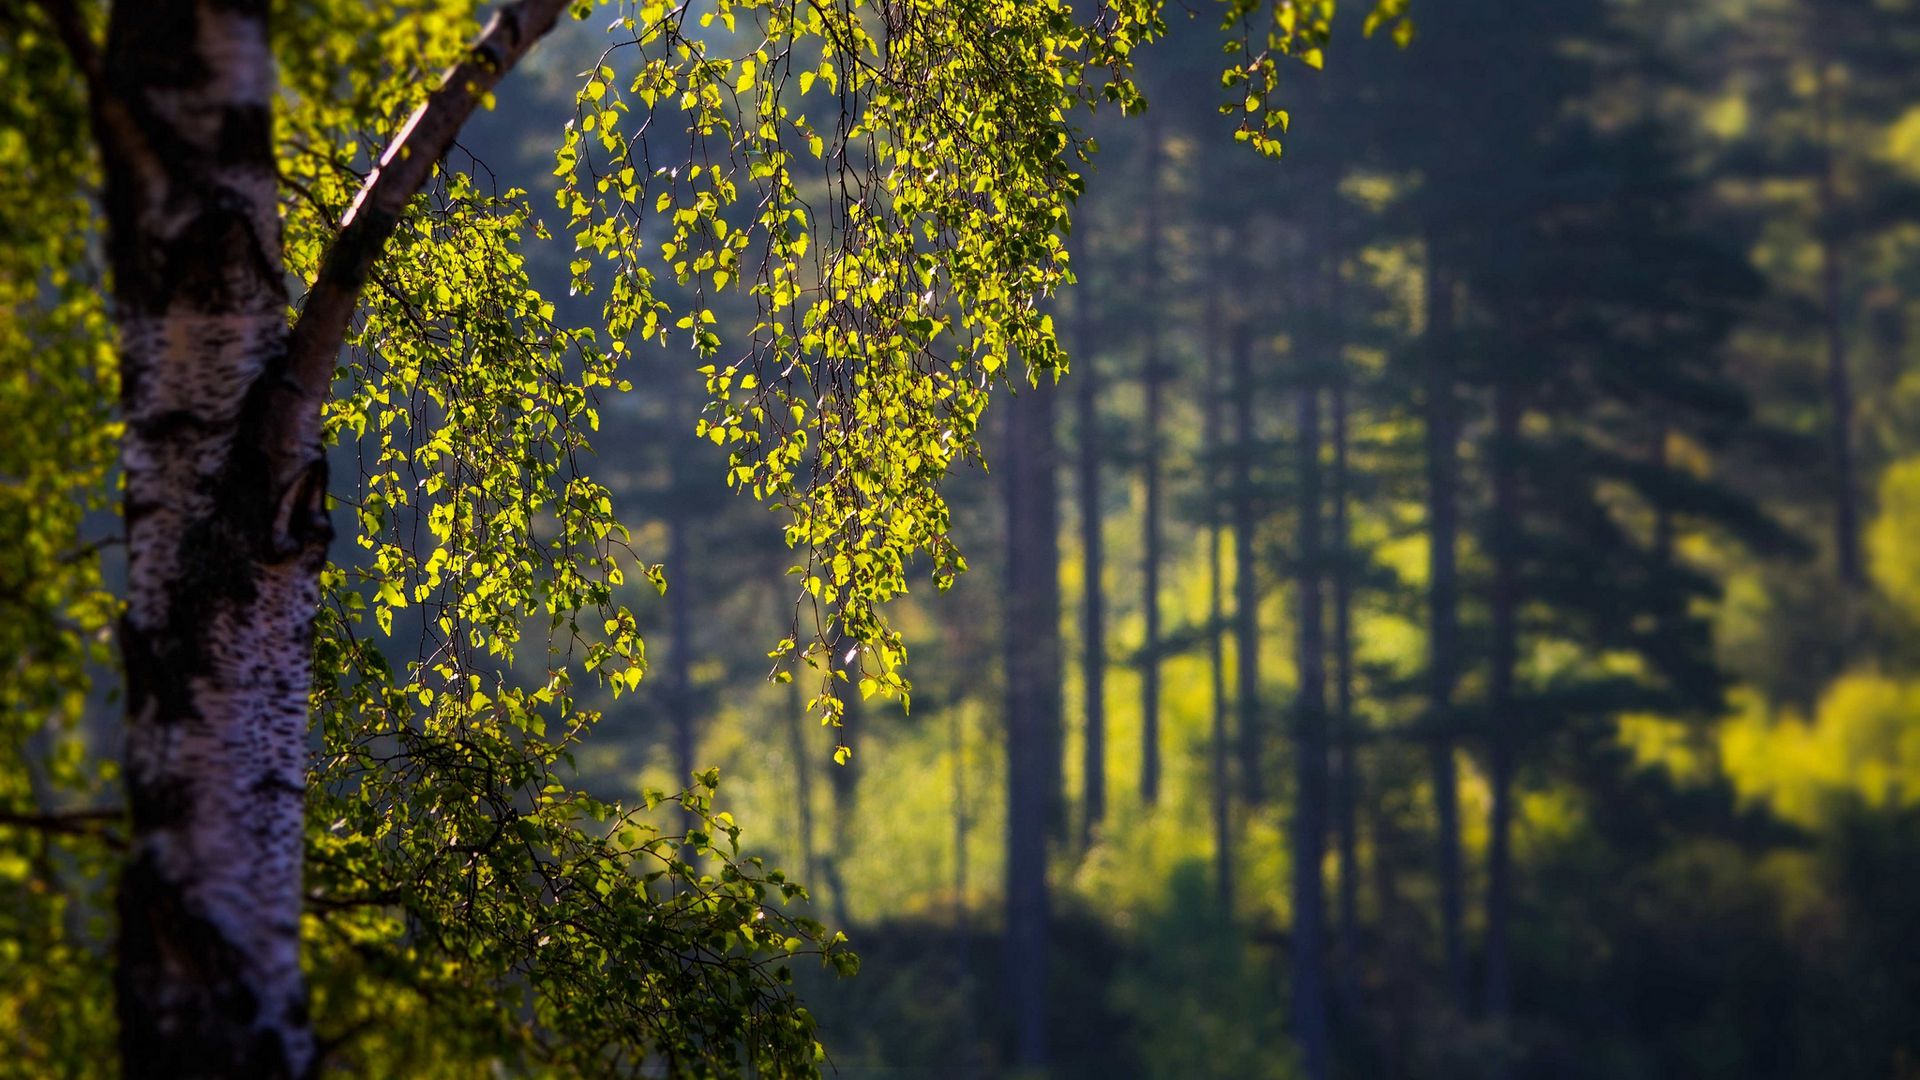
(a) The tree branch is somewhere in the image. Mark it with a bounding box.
[275,0,573,463]
[26,0,165,197]
[26,0,99,82]
[0,807,127,848]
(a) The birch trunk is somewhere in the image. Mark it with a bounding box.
[104,4,320,1072]
[86,2,568,1072]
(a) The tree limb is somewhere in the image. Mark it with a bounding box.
[0,807,127,848]
[275,0,573,463]
[26,0,165,198]
[25,0,100,82]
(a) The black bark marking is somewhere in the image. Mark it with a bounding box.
[164,197,283,314]
[216,104,273,165]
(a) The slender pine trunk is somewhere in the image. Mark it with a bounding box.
[783,678,820,890]
[950,684,981,1078]
[1232,325,1265,806]
[1292,381,1332,1080]
[1076,295,1107,850]
[1484,380,1521,1057]
[1139,111,1166,806]
[826,681,859,930]
[1423,247,1467,1008]
[1003,373,1061,1070]
[1870,295,1906,395]
[1817,69,1861,588]
[1203,272,1233,916]
[667,509,696,837]
[1330,368,1362,1009]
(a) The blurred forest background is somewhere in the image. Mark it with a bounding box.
[445,1,1920,1077]
[13,0,1920,1076]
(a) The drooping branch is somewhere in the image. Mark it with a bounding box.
[275,0,572,459]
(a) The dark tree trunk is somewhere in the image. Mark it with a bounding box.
[949,680,982,1078]
[1138,111,1166,806]
[668,509,696,835]
[1330,370,1362,1009]
[1870,294,1907,395]
[783,678,820,889]
[88,2,568,1073]
[1203,278,1233,916]
[1232,325,1265,806]
[1075,296,1107,850]
[1817,76,1861,588]
[1292,382,1332,1080]
[1003,374,1061,1070]
[1484,380,1521,1050]
[826,680,859,930]
[1423,249,1468,1009]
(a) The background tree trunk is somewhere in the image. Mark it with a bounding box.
[1484,379,1522,1055]
[1423,248,1468,1010]
[1075,295,1107,850]
[1817,67,1862,588]
[1203,266,1233,915]
[1232,325,1265,806]
[1003,373,1061,1070]
[1138,110,1166,807]
[827,680,859,930]
[1292,381,1332,1080]
[783,677,820,889]
[668,508,696,836]
[1331,363,1362,1012]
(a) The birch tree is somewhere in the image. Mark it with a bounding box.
[1,0,1406,1072]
